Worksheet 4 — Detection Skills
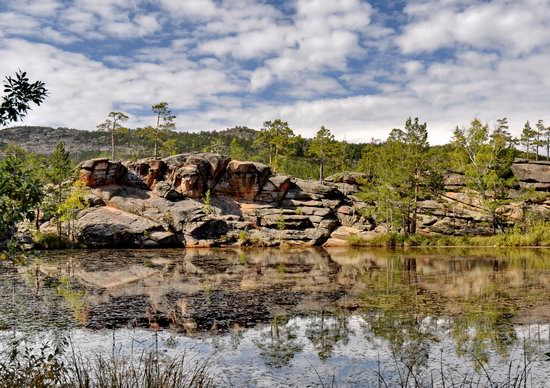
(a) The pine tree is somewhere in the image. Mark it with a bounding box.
[254,119,296,170]
[307,126,338,182]
[97,111,129,161]
[452,118,515,232]
[535,120,545,161]
[228,138,246,160]
[520,121,534,160]
[47,143,73,235]
[152,102,176,158]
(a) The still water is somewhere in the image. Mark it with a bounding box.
[2,248,550,386]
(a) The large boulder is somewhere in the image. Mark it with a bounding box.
[125,159,167,189]
[164,153,231,198]
[285,178,343,201]
[80,159,126,187]
[89,185,205,233]
[511,159,550,190]
[214,160,272,201]
[74,207,178,248]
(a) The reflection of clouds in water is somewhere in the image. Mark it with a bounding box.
[4,248,550,385]
[3,318,549,387]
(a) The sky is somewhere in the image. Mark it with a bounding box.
[1,0,549,144]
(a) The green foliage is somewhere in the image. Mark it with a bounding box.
[0,338,214,388]
[44,143,75,236]
[343,223,550,247]
[277,209,286,231]
[451,118,516,232]
[151,102,176,158]
[32,231,69,249]
[57,179,89,240]
[228,137,246,160]
[161,138,178,156]
[0,71,47,125]
[238,228,249,244]
[97,111,129,161]
[255,119,297,170]
[47,143,73,185]
[358,117,443,234]
[0,156,42,239]
[203,188,212,214]
[306,126,339,182]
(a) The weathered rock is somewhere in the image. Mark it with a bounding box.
[90,185,205,233]
[214,160,271,201]
[325,172,368,185]
[152,181,181,201]
[75,207,178,248]
[125,159,167,189]
[511,159,550,190]
[285,178,342,201]
[164,153,230,188]
[184,219,232,247]
[80,159,126,187]
[444,171,466,190]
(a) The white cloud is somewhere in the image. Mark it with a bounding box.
[398,0,550,56]
[2,0,550,146]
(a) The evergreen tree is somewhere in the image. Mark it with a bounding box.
[307,126,338,182]
[544,123,550,161]
[161,138,178,156]
[359,118,441,234]
[520,121,534,160]
[535,120,545,161]
[97,111,129,161]
[228,138,246,160]
[152,102,176,158]
[46,143,74,235]
[255,119,296,169]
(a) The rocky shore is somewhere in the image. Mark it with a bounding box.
[46,154,550,249]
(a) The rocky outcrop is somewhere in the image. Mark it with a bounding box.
[80,158,127,187]
[511,159,550,190]
[75,154,349,248]
[71,153,550,249]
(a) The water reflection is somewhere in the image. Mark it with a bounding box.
[2,247,550,385]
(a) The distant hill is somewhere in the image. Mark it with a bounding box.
[0,126,111,157]
[0,125,260,161]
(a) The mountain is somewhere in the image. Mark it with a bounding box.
[0,125,260,161]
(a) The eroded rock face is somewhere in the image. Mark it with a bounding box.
[74,207,177,248]
[511,159,550,190]
[74,152,543,249]
[80,159,126,187]
[125,159,167,189]
[213,160,272,201]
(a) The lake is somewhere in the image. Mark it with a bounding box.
[1,248,550,387]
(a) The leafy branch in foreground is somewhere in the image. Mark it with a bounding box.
[0,70,47,125]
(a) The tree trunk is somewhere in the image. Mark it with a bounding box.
[319,161,324,183]
[411,183,419,235]
[35,208,40,232]
[111,127,116,161]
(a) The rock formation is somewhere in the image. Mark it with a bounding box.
[69,155,550,249]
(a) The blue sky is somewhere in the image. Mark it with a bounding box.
[1,0,549,144]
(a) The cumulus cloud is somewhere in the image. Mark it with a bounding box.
[1,0,550,145]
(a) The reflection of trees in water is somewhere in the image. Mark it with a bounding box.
[305,310,351,361]
[253,315,304,368]
[358,252,550,368]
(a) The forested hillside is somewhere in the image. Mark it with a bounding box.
[0,124,365,179]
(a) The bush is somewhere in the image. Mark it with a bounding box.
[33,232,69,249]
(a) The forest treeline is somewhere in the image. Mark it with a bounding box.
[2,95,550,242]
